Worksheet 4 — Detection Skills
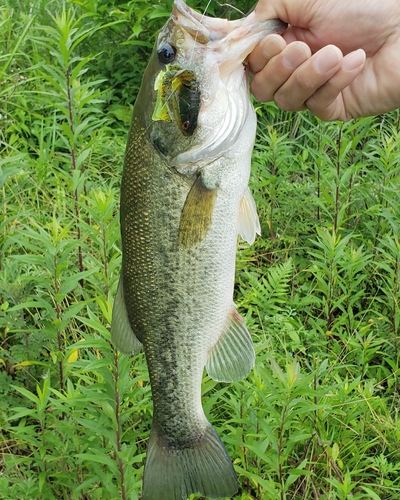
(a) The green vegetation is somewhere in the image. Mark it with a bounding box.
[1,1,400,499]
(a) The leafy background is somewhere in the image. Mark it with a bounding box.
[1,0,400,499]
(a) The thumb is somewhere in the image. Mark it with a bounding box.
[253,0,293,23]
[254,0,314,27]
[254,1,326,51]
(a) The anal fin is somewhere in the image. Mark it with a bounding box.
[111,277,142,355]
[179,175,217,249]
[206,307,255,382]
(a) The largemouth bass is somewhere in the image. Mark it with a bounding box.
[111,1,285,498]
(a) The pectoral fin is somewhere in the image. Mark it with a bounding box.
[111,277,142,355]
[206,307,255,382]
[237,186,261,245]
[179,175,217,248]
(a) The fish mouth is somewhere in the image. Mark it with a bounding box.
[172,0,286,52]
[152,65,200,137]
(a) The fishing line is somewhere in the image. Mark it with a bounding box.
[201,0,214,20]
[187,0,213,65]
[214,1,246,17]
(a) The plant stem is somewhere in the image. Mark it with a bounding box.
[66,67,84,284]
[346,129,356,222]
[113,349,127,500]
[278,402,288,500]
[102,225,109,300]
[316,123,321,222]
[54,255,65,394]
[392,251,400,367]
[334,127,342,234]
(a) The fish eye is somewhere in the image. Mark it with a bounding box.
[157,43,177,65]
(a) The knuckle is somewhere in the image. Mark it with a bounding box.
[251,76,275,103]
[275,90,305,112]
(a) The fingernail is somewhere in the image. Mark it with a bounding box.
[342,49,366,71]
[313,45,341,73]
[282,43,309,70]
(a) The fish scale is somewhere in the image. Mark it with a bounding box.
[111,1,286,499]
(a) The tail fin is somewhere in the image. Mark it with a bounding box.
[142,423,238,500]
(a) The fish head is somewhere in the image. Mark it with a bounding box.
[138,0,286,174]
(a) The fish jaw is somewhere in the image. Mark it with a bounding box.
[172,0,285,82]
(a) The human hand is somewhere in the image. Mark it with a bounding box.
[248,0,400,121]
